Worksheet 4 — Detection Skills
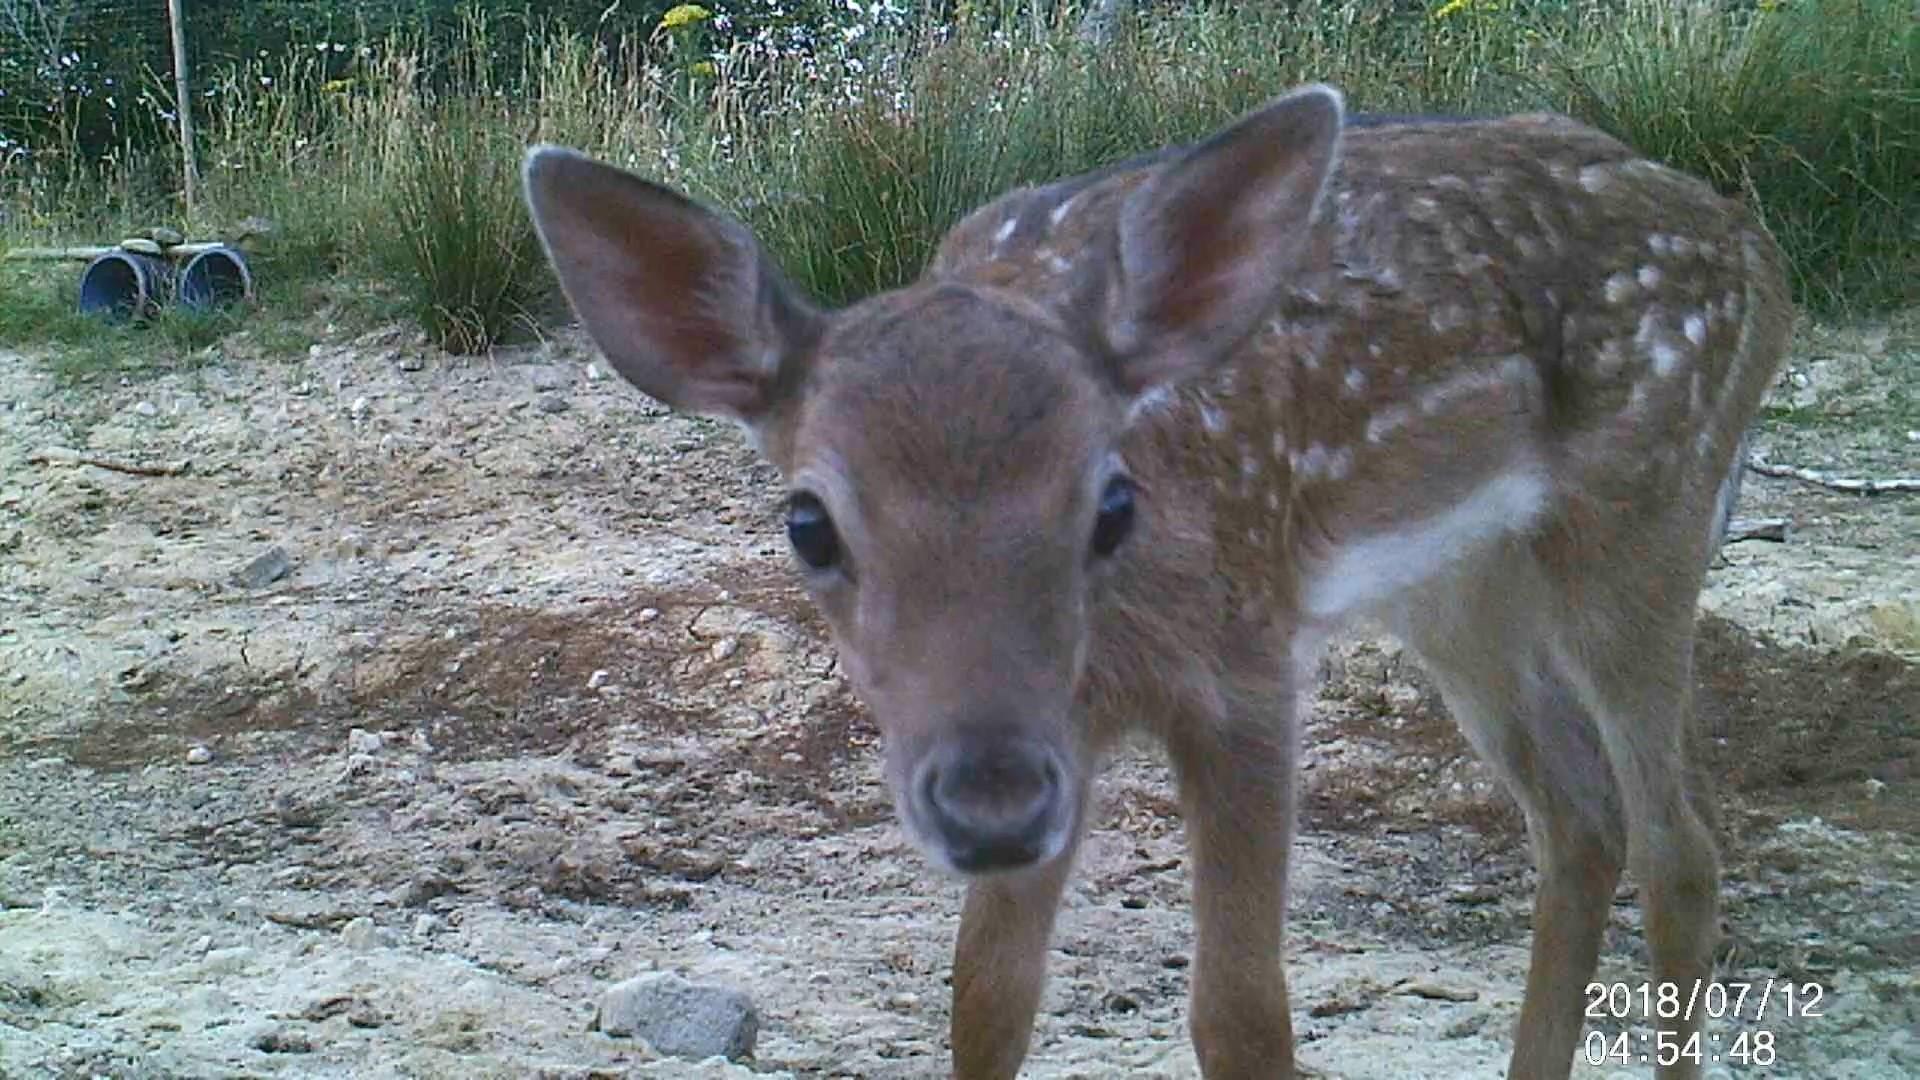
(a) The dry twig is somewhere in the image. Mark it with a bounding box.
[26,448,190,477]
[1747,456,1919,495]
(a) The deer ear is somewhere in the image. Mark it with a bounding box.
[522,146,821,421]
[1100,84,1344,394]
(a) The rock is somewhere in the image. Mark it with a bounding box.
[133,401,158,417]
[710,637,739,662]
[340,916,380,952]
[201,946,256,975]
[185,745,213,765]
[398,872,454,908]
[586,363,605,382]
[233,546,292,589]
[411,913,442,938]
[524,365,572,392]
[252,1027,314,1054]
[349,395,370,418]
[638,607,661,623]
[594,972,759,1061]
[537,394,570,414]
[588,669,612,690]
[346,728,383,755]
[398,353,426,372]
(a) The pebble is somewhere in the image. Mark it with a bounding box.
[398,354,426,372]
[340,916,380,952]
[233,545,292,589]
[595,972,759,1061]
[710,637,739,662]
[886,992,920,1011]
[638,607,661,623]
[349,395,370,417]
[133,401,158,417]
[588,669,612,690]
[186,745,213,765]
[537,395,570,414]
[346,728,383,755]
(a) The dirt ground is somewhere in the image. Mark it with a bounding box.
[1,307,1915,1079]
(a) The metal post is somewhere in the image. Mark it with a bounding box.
[167,0,199,214]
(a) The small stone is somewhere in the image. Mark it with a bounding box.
[412,913,441,938]
[525,365,571,392]
[1399,981,1479,1003]
[233,546,292,589]
[710,637,739,662]
[638,607,660,623]
[537,395,570,414]
[185,745,213,765]
[346,728,383,755]
[201,946,255,975]
[586,363,604,381]
[252,1028,313,1054]
[397,354,426,372]
[588,669,612,690]
[349,395,370,417]
[133,401,158,417]
[399,872,453,908]
[594,972,758,1061]
[886,991,920,1011]
[340,916,379,951]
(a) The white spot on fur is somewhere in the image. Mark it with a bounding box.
[1667,236,1696,258]
[1344,369,1367,395]
[1365,406,1412,444]
[1271,431,1288,460]
[1429,304,1470,333]
[1200,403,1226,433]
[1637,265,1662,290]
[1302,470,1550,618]
[1683,313,1708,346]
[1577,164,1611,192]
[1126,385,1175,423]
[1647,233,1671,256]
[992,217,1018,249]
[1604,273,1637,304]
[1048,194,1078,228]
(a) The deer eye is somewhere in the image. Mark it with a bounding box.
[786,492,841,571]
[1091,475,1136,558]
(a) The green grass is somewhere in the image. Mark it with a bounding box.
[1,0,1914,367]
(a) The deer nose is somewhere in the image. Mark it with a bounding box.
[916,733,1066,873]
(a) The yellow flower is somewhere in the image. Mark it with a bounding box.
[690,61,716,77]
[321,77,357,94]
[659,4,713,30]
[1432,0,1471,18]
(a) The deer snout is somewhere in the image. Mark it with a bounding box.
[913,731,1070,874]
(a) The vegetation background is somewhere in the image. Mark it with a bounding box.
[1,0,1915,361]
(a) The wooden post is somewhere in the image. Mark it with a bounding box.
[167,0,199,215]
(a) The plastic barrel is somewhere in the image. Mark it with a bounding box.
[77,250,172,323]
[177,245,254,311]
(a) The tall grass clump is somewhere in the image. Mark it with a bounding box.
[1537,0,1919,311]
[344,19,550,353]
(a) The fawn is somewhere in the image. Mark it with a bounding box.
[524,83,1791,1079]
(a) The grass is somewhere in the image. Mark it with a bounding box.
[0,0,1913,368]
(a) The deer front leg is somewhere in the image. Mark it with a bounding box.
[950,839,1079,1079]
[1170,698,1301,1079]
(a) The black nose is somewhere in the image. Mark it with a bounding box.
[917,733,1065,873]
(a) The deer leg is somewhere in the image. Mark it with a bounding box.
[950,833,1080,1079]
[1557,616,1719,1080]
[1395,563,1626,1080]
[1168,683,1301,1080]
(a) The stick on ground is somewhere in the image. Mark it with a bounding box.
[27,448,191,477]
[1747,457,1920,495]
